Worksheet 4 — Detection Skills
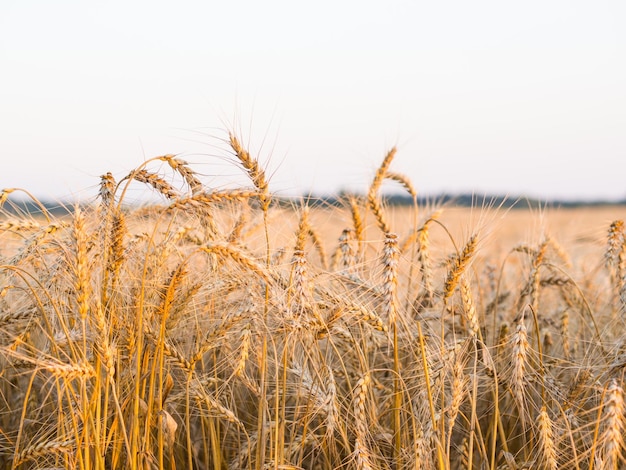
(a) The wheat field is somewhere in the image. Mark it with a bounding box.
[1,136,626,469]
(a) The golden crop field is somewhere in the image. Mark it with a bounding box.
[2,138,626,469]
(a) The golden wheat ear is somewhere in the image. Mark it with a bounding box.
[443,233,478,301]
[159,155,204,194]
[367,147,396,234]
[229,132,271,210]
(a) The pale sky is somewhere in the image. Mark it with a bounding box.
[1,1,625,202]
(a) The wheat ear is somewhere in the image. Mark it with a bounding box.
[460,276,479,338]
[381,233,400,325]
[597,379,625,469]
[348,196,365,259]
[130,169,180,200]
[385,171,416,198]
[528,239,548,313]
[335,228,357,272]
[201,242,271,283]
[537,406,558,470]
[99,172,116,209]
[353,373,374,470]
[444,234,478,301]
[605,220,624,271]
[229,133,270,210]
[418,219,436,305]
[510,312,529,419]
[606,220,625,314]
[367,147,396,234]
[14,439,75,466]
[71,206,91,321]
[159,155,204,194]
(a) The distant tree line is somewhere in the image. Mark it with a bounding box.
[292,192,626,210]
